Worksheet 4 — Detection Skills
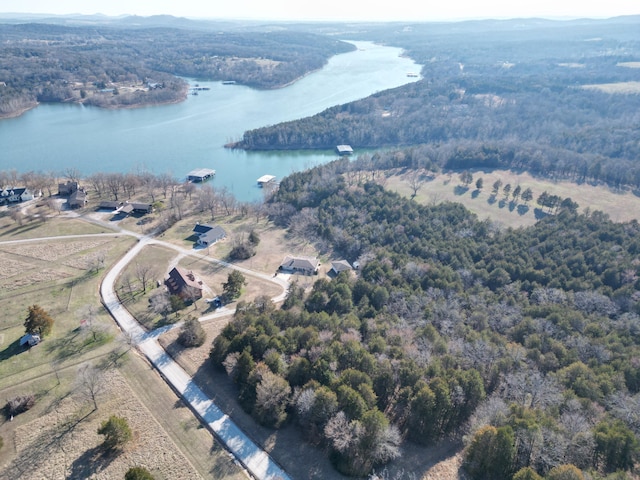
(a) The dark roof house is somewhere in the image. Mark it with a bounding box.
[330,260,353,276]
[58,181,79,196]
[165,266,204,300]
[98,200,122,210]
[279,255,320,275]
[195,225,226,247]
[122,201,153,214]
[68,189,88,208]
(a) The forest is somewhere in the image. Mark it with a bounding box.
[211,159,640,479]
[233,17,640,189]
[0,20,353,117]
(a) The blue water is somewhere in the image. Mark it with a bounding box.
[0,41,420,202]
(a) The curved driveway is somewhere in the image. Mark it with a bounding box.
[2,224,292,480]
[100,234,292,480]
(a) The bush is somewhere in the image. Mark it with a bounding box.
[125,466,155,480]
[0,435,3,451]
[6,394,35,417]
[229,242,255,260]
[177,317,206,348]
[98,415,132,450]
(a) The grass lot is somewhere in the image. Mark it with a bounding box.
[0,360,241,480]
[582,81,640,94]
[387,169,640,228]
[0,203,245,479]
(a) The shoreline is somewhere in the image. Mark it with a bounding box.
[0,87,191,121]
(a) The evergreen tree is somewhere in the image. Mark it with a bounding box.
[24,304,54,337]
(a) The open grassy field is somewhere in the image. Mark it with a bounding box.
[582,81,640,94]
[0,202,246,479]
[0,363,242,480]
[386,169,640,228]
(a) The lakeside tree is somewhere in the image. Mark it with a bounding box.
[97,415,132,451]
[23,304,54,337]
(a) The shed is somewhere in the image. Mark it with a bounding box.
[20,333,41,348]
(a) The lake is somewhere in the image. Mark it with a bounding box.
[0,41,420,202]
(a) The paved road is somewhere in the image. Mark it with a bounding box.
[2,224,292,480]
[99,234,292,480]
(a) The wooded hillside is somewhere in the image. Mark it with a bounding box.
[211,160,640,478]
[233,17,640,189]
[0,21,353,117]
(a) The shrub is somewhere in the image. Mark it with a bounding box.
[177,318,206,348]
[6,394,35,417]
[229,242,255,260]
[97,415,132,450]
[125,466,155,480]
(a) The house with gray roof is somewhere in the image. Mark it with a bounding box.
[279,255,320,275]
[192,223,226,247]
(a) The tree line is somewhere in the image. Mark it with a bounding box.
[232,17,640,190]
[0,22,354,117]
[210,160,640,478]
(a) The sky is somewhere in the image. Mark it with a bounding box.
[1,0,639,22]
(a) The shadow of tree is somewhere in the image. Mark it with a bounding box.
[68,444,119,479]
[0,338,24,362]
[471,189,480,199]
[2,405,94,479]
[498,199,507,209]
[487,194,497,205]
[508,201,517,212]
[534,208,549,220]
[453,185,469,196]
[517,204,530,216]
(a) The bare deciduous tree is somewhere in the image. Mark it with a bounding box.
[135,262,157,293]
[75,363,105,411]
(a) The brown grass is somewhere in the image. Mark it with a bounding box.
[582,81,640,94]
[387,169,640,228]
[1,369,204,480]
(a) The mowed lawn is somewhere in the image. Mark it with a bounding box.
[387,169,640,229]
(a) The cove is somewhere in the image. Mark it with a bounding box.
[0,41,421,202]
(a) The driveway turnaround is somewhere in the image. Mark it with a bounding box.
[100,236,291,480]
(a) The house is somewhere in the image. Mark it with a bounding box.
[98,200,122,211]
[68,189,88,208]
[58,181,79,196]
[279,255,320,275]
[20,333,41,348]
[0,187,35,204]
[121,201,153,214]
[192,223,226,247]
[165,266,204,300]
[330,260,353,276]
[336,145,354,156]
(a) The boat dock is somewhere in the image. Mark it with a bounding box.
[257,174,276,187]
[187,168,216,182]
